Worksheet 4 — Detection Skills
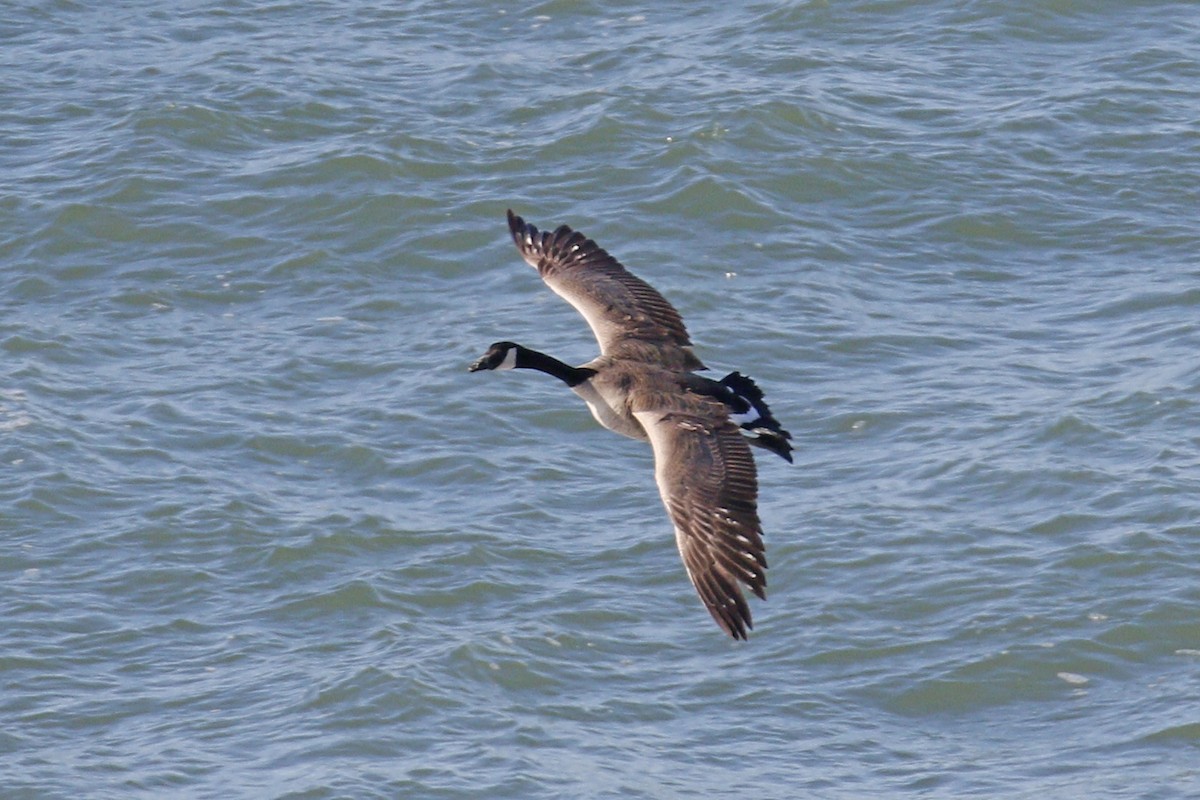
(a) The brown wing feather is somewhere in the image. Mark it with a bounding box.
[507,210,705,369]
[632,404,766,640]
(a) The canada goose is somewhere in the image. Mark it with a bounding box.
[469,210,792,640]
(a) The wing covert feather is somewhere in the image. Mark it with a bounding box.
[632,405,766,640]
[507,210,705,369]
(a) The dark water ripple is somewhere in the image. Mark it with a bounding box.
[3,1,1200,798]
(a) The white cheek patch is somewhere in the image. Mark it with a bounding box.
[498,347,518,370]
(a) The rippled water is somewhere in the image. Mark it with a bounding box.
[3,1,1199,797]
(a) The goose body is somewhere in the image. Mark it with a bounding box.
[469,211,792,640]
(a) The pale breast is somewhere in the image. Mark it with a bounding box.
[570,371,647,440]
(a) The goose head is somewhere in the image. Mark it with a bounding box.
[468,341,520,372]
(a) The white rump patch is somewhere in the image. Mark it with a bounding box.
[729,409,757,426]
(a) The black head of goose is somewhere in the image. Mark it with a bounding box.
[469,210,792,640]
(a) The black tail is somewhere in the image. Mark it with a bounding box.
[719,372,793,463]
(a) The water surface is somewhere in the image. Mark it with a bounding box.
[2,2,1199,797]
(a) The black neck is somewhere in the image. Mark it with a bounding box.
[515,346,594,388]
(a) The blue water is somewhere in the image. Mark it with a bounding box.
[3,2,1199,797]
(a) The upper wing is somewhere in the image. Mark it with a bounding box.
[507,210,705,369]
[632,404,766,640]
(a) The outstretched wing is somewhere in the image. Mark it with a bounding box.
[632,404,766,640]
[507,210,705,370]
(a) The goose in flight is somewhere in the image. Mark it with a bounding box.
[469,210,791,639]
